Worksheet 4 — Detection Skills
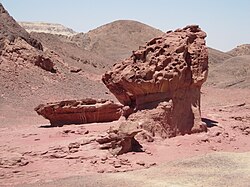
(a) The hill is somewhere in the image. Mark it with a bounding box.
[0,4,42,50]
[72,20,164,62]
[227,44,250,56]
[19,22,77,36]
[207,55,250,88]
[0,4,112,126]
[207,47,233,64]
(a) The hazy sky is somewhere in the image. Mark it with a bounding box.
[1,0,249,51]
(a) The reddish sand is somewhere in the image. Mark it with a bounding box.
[0,86,250,186]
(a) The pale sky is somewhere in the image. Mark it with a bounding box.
[1,0,250,51]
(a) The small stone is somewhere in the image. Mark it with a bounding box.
[90,160,97,164]
[145,149,152,155]
[101,156,108,161]
[97,169,105,173]
[68,142,80,153]
[114,163,121,168]
[136,161,145,166]
[12,170,21,173]
[149,162,156,166]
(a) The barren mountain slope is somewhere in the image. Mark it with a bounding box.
[72,20,164,62]
[0,4,42,50]
[208,47,233,64]
[30,32,114,74]
[207,55,250,88]
[19,22,77,36]
[205,45,250,88]
[227,44,250,56]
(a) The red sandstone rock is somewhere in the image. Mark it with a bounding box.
[35,98,123,126]
[102,25,208,138]
[96,122,142,155]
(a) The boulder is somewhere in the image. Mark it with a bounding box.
[96,121,142,155]
[102,25,208,137]
[35,98,123,126]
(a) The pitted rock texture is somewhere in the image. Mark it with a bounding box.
[35,98,123,126]
[103,25,208,137]
[96,122,142,155]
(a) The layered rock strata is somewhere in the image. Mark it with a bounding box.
[35,98,123,126]
[102,25,208,137]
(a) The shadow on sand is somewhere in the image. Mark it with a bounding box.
[202,118,218,128]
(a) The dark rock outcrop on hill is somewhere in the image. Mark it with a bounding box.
[35,98,123,126]
[103,25,208,138]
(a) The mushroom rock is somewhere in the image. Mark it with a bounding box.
[35,98,123,126]
[102,25,208,138]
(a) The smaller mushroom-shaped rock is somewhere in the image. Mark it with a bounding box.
[96,122,142,155]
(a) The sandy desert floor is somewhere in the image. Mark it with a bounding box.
[0,86,250,187]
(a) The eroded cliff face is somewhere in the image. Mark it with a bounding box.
[102,25,208,137]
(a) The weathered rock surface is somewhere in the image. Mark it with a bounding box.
[35,98,123,126]
[96,122,142,155]
[0,152,29,168]
[103,25,208,137]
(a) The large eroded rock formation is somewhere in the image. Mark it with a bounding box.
[35,98,123,126]
[34,25,208,141]
[103,25,208,138]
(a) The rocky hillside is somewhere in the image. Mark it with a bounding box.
[206,44,250,88]
[72,20,164,62]
[0,4,112,126]
[207,54,250,88]
[19,22,77,36]
[227,44,250,56]
[0,5,42,50]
